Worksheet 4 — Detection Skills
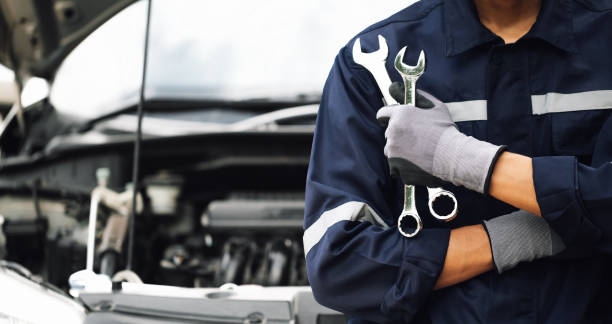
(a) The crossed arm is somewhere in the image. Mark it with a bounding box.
[489,152,541,216]
[435,223,493,289]
[435,152,540,289]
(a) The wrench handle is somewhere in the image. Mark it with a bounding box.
[371,65,397,106]
[395,54,422,238]
[403,184,417,214]
[401,76,417,106]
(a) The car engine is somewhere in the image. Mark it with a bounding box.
[0,161,310,290]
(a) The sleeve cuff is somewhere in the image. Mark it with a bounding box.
[483,145,507,195]
[481,220,499,273]
[381,228,450,322]
[532,156,601,245]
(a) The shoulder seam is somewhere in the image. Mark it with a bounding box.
[354,0,443,38]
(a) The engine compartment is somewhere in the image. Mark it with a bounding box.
[0,132,312,291]
[0,181,308,290]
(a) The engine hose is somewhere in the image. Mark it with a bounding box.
[99,251,118,277]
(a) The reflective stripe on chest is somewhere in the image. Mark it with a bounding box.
[446,90,612,122]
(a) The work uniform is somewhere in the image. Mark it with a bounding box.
[304,0,612,323]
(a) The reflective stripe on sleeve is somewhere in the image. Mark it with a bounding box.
[303,201,389,256]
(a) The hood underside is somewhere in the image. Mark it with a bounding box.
[0,0,135,80]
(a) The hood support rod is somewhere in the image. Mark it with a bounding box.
[127,0,153,271]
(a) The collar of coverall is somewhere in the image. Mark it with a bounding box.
[443,0,578,56]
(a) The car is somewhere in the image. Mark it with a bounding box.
[0,0,409,323]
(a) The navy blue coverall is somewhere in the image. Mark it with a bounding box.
[304,0,612,323]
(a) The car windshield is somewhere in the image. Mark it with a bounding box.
[50,0,408,119]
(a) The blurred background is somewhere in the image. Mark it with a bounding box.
[0,1,415,323]
[2,0,413,118]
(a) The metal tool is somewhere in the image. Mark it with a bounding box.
[352,36,458,237]
[394,47,458,227]
[391,47,426,237]
[394,48,425,108]
[352,36,396,106]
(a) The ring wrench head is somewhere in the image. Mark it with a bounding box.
[398,211,423,238]
[397,184,422,238]
[427,187,458,222]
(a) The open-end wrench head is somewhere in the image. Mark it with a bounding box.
[394,47,426,77]
[352,35,389,65]
[352,35,397,105]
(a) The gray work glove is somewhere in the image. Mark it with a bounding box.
[484,210,566,273]
[376,89,506,193]
[382,86,447,188]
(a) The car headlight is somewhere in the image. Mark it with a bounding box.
[0,266,85,324]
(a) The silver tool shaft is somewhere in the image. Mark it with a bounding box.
[393,47,426,237]
[394,47,458,224]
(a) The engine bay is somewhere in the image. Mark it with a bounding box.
[0,133,312,291]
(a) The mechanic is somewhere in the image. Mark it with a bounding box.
[304,0,612,323]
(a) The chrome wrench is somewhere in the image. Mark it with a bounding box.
[394,47,458,225]
[352,36,458,237]
[352,36,396,106]
[352,36,421,237]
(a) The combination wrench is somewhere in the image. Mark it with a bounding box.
[352,35,458,237]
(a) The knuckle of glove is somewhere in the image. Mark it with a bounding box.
[385,139,400,157]
[386,117,406,138]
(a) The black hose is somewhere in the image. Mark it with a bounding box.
[99,251,118,277]
[127,0,153,271]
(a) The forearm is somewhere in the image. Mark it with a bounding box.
[486,152,611,250]
[434,225,493,290]
[489,152,541,216]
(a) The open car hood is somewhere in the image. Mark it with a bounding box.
[0,0,135,80]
